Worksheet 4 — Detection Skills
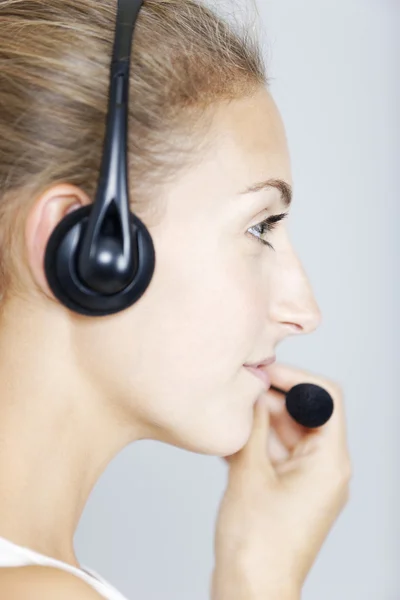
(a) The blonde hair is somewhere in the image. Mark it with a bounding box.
[0,0,268,305]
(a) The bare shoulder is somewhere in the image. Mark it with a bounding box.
[0,565,106,599]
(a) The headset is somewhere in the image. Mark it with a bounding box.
[44,0,155,317]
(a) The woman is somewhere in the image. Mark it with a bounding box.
[0,1,351,599]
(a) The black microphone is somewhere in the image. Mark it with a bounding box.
[270,383,334,428]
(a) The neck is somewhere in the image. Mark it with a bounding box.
[0,299,141,569]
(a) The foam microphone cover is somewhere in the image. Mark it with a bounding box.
[284,383,334,428]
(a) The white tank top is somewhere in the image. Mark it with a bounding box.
[0,535,129,600]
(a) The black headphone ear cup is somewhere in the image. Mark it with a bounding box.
[44,205,156,317]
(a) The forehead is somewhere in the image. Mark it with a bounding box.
[153,88,293,227]
[205,87,292,191]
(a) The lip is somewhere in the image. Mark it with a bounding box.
[244,355,276,368]
[245,365,272,390]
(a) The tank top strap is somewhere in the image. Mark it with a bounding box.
[0,535,129,600]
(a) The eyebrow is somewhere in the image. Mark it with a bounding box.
[239,178,292,209]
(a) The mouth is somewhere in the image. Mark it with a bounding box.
[244,355,276,368]
[244,365,272,390]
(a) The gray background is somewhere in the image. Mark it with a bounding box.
[75,1,399,598]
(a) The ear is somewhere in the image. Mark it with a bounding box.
[25,184,91,300]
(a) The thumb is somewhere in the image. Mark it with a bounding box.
[224,393,276,479]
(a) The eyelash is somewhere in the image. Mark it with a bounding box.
[247,212,289,250]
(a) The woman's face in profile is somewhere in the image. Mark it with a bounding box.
[75,86,321,457]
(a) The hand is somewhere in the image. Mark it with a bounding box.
[211,362,352,600]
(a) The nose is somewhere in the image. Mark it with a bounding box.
[268,236,322,337]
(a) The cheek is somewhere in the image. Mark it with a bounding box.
[144,218,269,376]
[80,245,268,456]
[131,255,266,445]
[131,247,267,396]
[166,255,266,373]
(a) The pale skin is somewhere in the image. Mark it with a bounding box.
[0,87,321,578]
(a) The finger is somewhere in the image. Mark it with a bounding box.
[222,422,290,467]
[225,393,276,481]
[268,426,291,465]
[266,387,306,452]
[266,362,350,460]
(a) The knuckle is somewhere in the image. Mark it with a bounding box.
[327,457,353,491]
[336,461,353,486]
[332,475,351,507]
[329,380,343,398]
[316,376,343,401]
[341,483,351,506]
[345,460,353,481]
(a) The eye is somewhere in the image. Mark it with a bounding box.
[247,212,289,250]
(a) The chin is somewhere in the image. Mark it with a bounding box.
[144,384,258,458]
[171,403,255,459]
